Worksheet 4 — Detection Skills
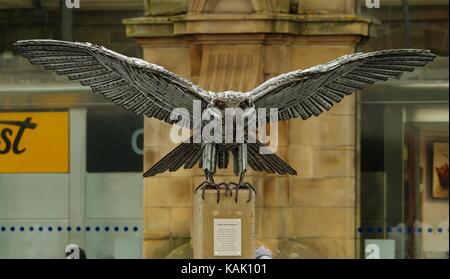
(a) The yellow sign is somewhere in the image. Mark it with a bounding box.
[0,112,69,173]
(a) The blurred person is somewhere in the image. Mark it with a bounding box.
[255,240,273,259]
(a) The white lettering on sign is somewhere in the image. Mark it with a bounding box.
[65,244,80,259]
[214,219,241,257]
[365,243,380,259]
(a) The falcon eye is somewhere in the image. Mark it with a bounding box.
[239,100,249,109]
[214,100,226,109]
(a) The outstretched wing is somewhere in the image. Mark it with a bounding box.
[14,39,212,127]
[249,49,436,121]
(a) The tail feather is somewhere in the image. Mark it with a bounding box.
[144,139,297,177]
[247,142,297,175]
[184,147,203,169]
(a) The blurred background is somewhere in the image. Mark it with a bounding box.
[0,0,448,259]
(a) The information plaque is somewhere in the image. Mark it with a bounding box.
[213,219,242,256]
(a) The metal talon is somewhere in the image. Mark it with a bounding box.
[236,182,256,203]
[230,170,256,203]
[196,170,256,203]
[195,181,210,194]
[227,182,238,196]
[234,182,256,203]
[194,170,221,203]
[243,182,256,202]
[215,183,220,203]
[244,182,256,202]
[196,181,221,202]
[201,183,208,200]
[217,182,231,197]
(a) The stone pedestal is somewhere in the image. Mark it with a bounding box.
[193,189,255,259]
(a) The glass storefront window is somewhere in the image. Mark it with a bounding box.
[0,106,144,259]
[359,95,449,259]
[357,0,449,259]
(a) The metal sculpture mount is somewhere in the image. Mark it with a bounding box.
[15,40,437,203]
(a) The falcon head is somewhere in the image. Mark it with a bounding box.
[210,91,253,110]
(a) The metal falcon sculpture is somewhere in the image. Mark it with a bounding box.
[15,40,436,202]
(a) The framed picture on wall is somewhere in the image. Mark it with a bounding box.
[432,142,449,199]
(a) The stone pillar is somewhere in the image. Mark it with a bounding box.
[140,38,194,259]
[193,190,255,259]
[124,0,375,259]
